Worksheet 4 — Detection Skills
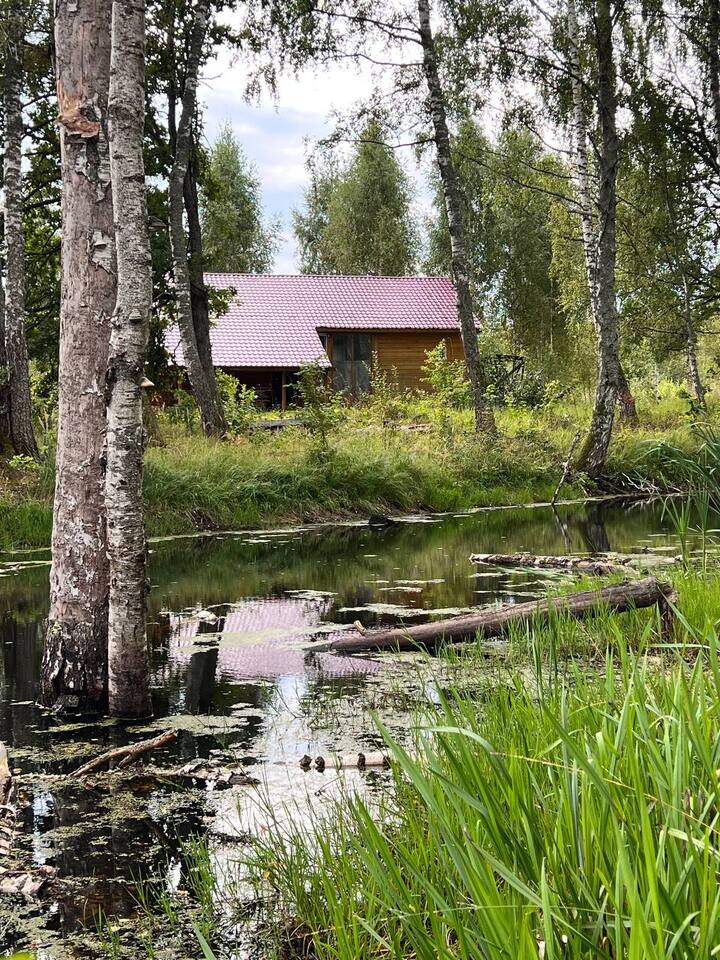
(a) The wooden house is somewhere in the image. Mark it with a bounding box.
[166,274,467,408]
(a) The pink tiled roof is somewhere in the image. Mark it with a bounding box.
[165,274,461,369]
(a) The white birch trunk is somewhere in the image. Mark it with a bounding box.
[0,250,11,446]
[682,277,706,409]
[106,0,153,717]
[417,0,495,434]
[42,0,115,713]
[709,0,720,168]
[167,0,226,436]
[3,4,38,458]
[566,0,635,430]
[574,0,621,477]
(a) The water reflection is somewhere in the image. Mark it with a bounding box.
[0,497,706,954]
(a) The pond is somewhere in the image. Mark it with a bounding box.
[0,497,701,957]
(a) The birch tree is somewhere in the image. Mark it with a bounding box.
[106,0,153,717]
[0,248,10,447]
[2,2,38,457]
[570,0,621,477]
[42,0,115,713]
[417,0,495,434]
[167,0,226,436]
[565,0,636,428]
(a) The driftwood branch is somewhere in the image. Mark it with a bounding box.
[552,430,582,505]
[314,577,675,655]
[470,552,629,576]
[70,730,178,779]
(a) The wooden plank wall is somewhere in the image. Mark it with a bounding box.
[374,332,465,389]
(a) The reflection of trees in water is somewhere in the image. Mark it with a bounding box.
[579,503,611,554]
[0,617,41,747]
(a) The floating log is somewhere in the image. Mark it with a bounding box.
[316,577,675,655]
[70,730,178,779]
[298,752,390,772]
[470,552,629,576]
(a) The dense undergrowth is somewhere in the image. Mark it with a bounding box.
[207,566,720,960]
[0,384,716,550]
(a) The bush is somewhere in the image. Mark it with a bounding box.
[216,371,257,435]
[421,341,471,409]
[294,363,345,452]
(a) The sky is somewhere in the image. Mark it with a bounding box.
[201,43,430,274]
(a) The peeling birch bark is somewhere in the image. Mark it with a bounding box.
[168,0,226,436]
[106,0,153,718]
[42,0,115,714]
[3,4,38,458]
[417,0,495,434]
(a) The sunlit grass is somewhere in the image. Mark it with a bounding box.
[2,390,719,549]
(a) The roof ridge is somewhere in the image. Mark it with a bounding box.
[203,273,453,281]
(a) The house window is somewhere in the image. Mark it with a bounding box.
[331,333,372,396]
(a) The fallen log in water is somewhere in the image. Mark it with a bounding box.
[470,551,630,576]
[315,577,675,655]
[297,751,391,772]
[70,730,178,779]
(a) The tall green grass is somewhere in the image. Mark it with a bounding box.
[2,398,719,550]
[240,589,720,960]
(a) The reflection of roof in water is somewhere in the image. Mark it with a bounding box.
[169,595,378,679]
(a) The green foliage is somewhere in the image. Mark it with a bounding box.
[294,363,345,451]
[426,121,572,368]
[200,123,279,273]
[295,117,419,275]
[215,371,257,435]
[357,355,409,427]
[421,341,470,409]
[4,390,720,551]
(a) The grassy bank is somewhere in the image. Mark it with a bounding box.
[225,568,720,960]
[0,390,715,550]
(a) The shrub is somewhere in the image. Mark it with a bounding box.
[421,341,471,409]
[294,363,345,452]
[216,371,257,435]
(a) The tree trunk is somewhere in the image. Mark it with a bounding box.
[417,0,495,434]
[708,0,720,168]
[566,0,599,305]
[3,5,38,459]
[617,363,638,426]
[682,277,706,410]
[106,0,153,718]
[576,0,621,478]
[567,0,631,437]
[316,577,673,654]
[167,0,226,436]
[42,0,115,714]
[183,140,216,384]
[0,248,11,449]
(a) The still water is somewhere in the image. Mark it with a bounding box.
[0,498,696,956]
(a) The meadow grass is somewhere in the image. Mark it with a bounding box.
[1,389,717,550]
[234,570,720,960]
